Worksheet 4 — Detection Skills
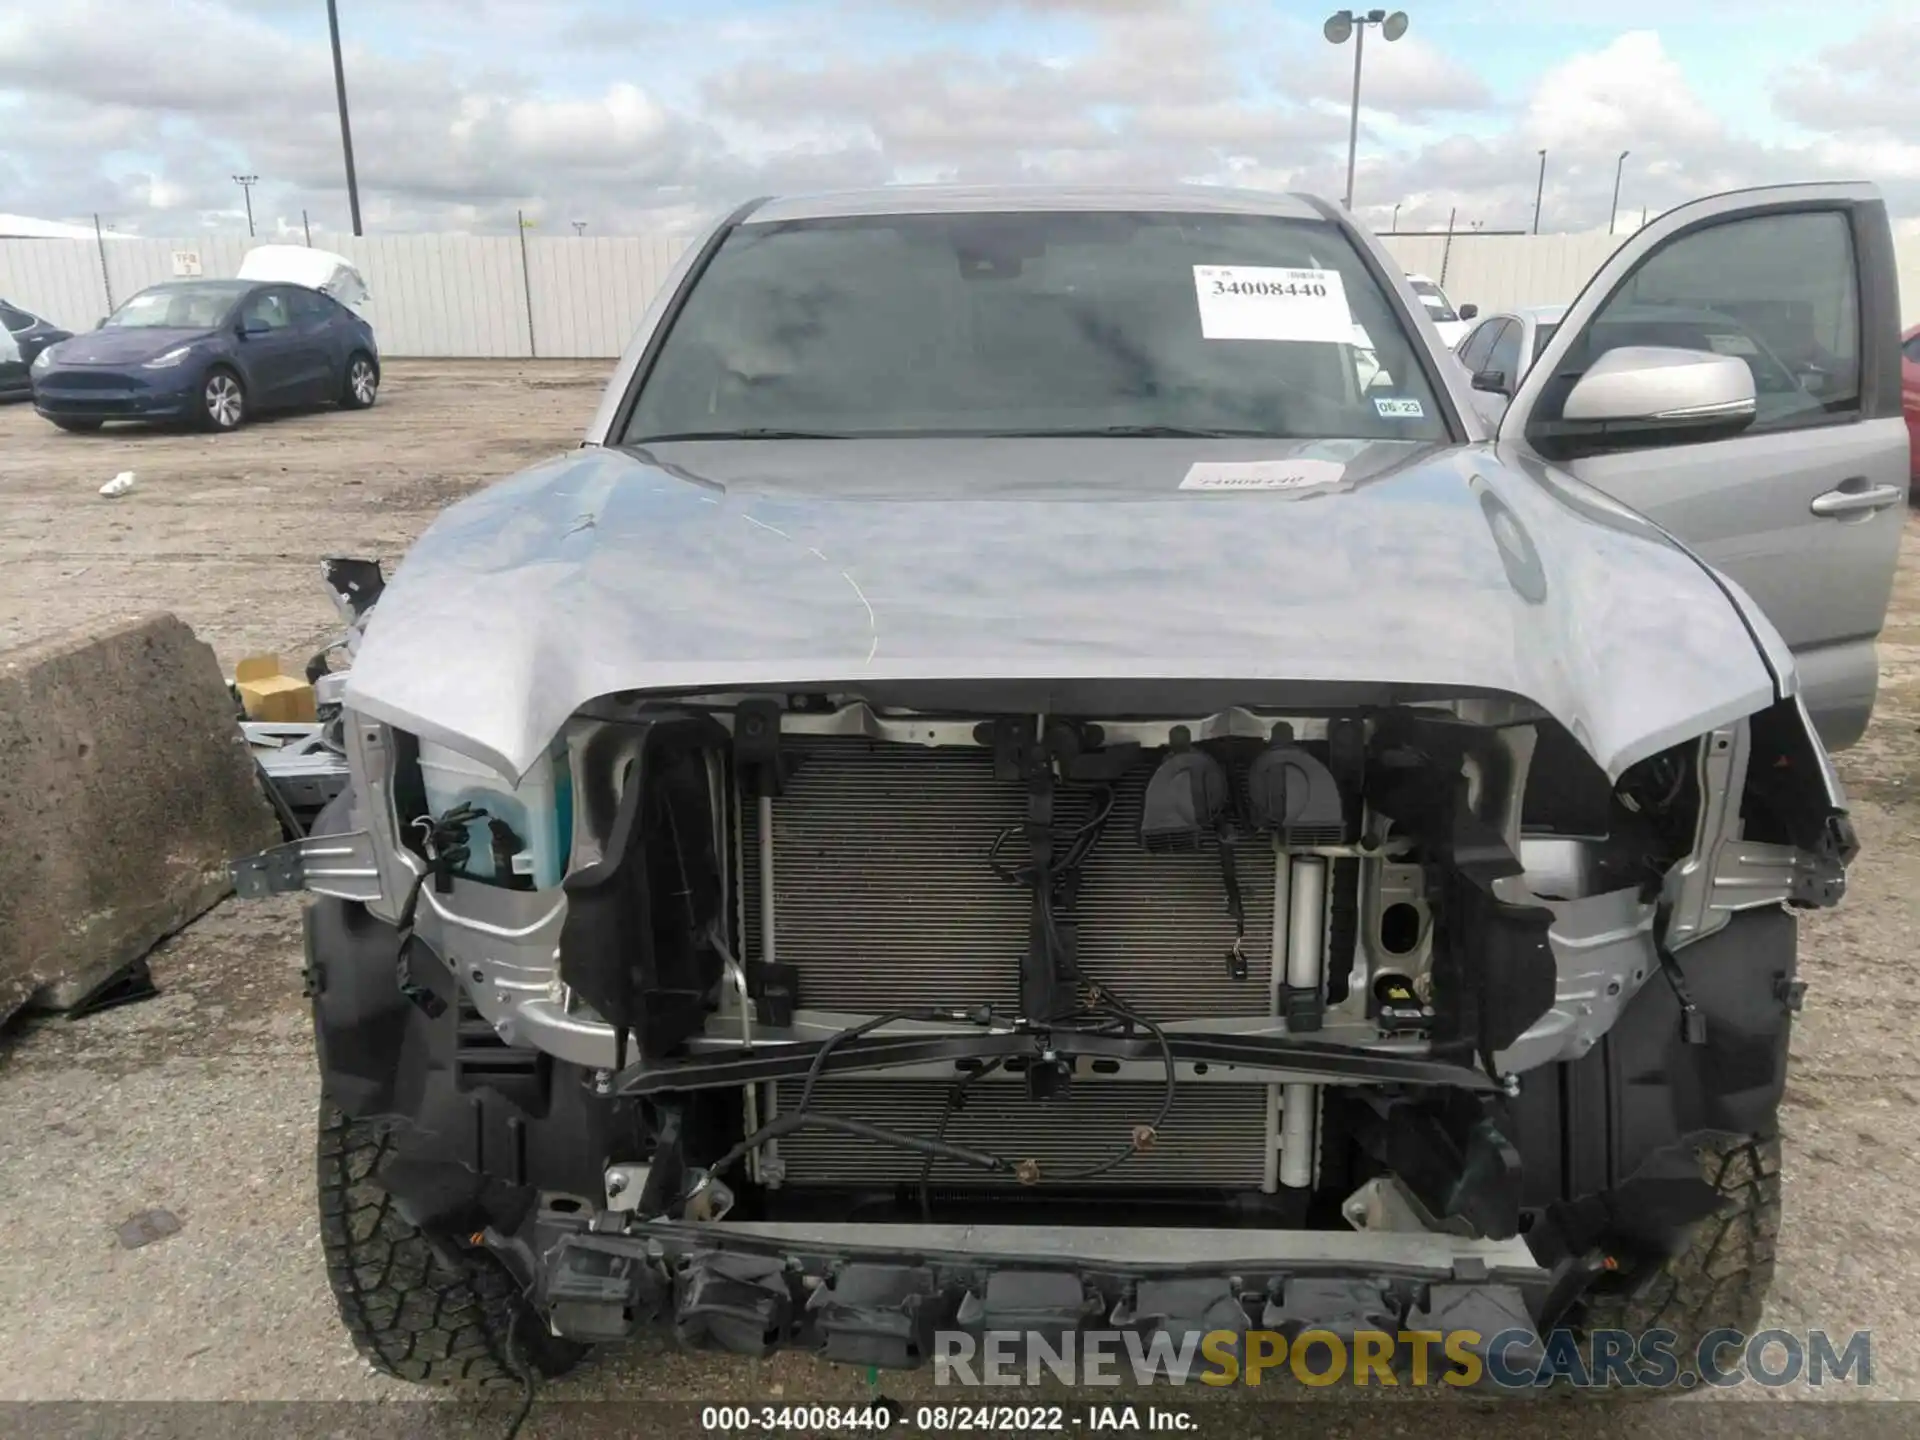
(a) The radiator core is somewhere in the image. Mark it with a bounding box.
[739,737,1277,1020]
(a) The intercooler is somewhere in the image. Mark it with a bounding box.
[739,737,1277,1019]
[738,736,1307,1192]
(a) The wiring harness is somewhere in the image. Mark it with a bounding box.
[674,761,1179,1217]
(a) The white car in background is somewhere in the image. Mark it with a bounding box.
[1450,304,1569,422]
[1405,271,1476,346]
[1454,305,1569,388]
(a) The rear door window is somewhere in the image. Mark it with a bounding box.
[289,289,335,326]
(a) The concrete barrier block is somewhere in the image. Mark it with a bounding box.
[0,613,281,1024]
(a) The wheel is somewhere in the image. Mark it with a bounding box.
[1504,907,1796,1391]
[341,352,379,410]
[1575,1134,1780,1375]
[316,1101,587,1386]
[199,367,246,431]
[50,417,104,433]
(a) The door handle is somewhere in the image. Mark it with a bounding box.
[1810,482,1905,518]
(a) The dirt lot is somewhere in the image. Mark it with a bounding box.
[1,361,1916,1432]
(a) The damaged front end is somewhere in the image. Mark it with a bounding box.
[243,661,1850,1364]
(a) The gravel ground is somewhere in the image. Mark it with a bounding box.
[0,363,1915,1436]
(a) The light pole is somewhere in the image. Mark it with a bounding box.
[327,0,364,236]
[1324,9,1409,211]
[1531,149,1546,235]
[572,221,586,236]
[233,174,258,237]
[1609,150,1630,235]
[1390,202,1401,233]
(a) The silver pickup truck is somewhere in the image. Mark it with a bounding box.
[239,180,1907,1391]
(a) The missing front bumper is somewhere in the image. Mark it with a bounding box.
[526,1217,1548,1374]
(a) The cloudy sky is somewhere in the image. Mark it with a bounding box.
[1,0,1912,239]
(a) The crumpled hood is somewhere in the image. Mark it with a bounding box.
[344,437,1782,783]
[48,327,211,367]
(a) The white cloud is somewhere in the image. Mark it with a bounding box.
[1336,27,1920,234]
[0,0,1911,240]
[502,85,677,164]
[1524,31,1720,155]
[1771,15,1916,140]
[1289,33,1496,120]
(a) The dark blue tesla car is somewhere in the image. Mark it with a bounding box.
[31,278,380,433]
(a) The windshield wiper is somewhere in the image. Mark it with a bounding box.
[995,424,1291,439]
[626,428,863,443]
[628,424,1302,443]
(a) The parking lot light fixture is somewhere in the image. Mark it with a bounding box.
[233,175,259,238]
[1610,150,1631,235]
[328,0,364,236]
[1324,9,1408,211]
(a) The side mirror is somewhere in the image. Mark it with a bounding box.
[96,317,107,329]
[239,318,271,338]
[1545,346,1756,451]
[1471,368,1510,396]
[1458,303,1479,321]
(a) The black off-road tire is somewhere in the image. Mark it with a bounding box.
[316,1101,586,1386]
[1577,1134,1781,1380]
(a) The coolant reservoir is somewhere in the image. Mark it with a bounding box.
[417,739,572,888]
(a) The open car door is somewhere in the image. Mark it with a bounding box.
[1497,182,1908,751]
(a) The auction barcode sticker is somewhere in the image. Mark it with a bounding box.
[1179,459,1346,492]
[1193,265,1353,343]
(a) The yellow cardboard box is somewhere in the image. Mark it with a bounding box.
[234,655,317,723]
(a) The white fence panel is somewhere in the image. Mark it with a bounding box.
[1382,232,1625,314]
[1438,233,1625,314]
[1379,235,1450,283]
[525,234,691,358]
[5,227,1918,356]
[0,239,116,332]
[319,233,530,358]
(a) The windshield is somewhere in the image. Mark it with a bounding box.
[1409,280,1457,324]
[105,285,238,330]
[625,211,1447,443]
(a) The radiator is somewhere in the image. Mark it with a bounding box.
[739,737,1277,1020]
